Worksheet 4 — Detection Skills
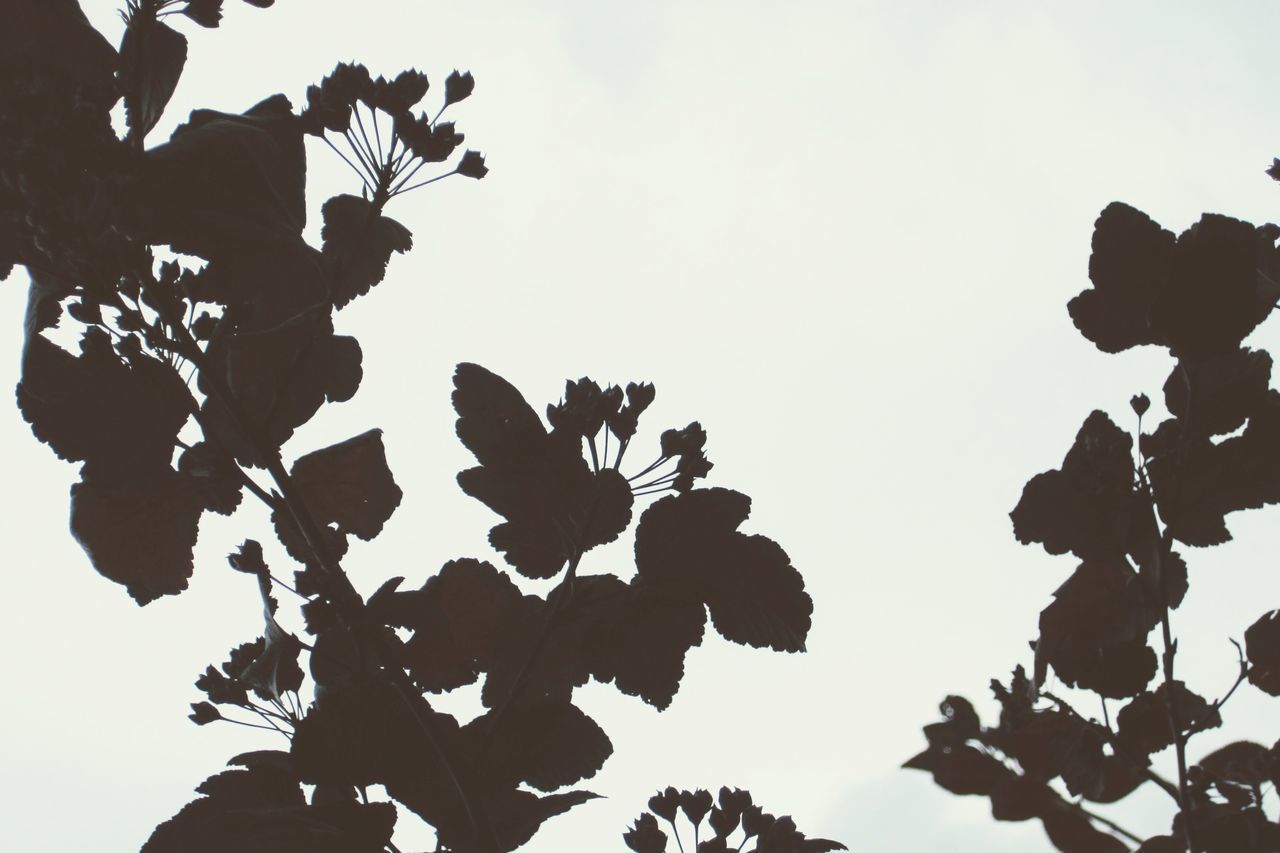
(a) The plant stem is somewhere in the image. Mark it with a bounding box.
[143,278,500,853]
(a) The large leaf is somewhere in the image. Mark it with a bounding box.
[18,328,193,473]
[634,488,812,653]
[464,695,612,792]
[453,363,633,578]
[320,194,413,309]
[1035,560,1158,699]
[286,429,402,540]
[200,308,362,465]
[369,558,537,693]
[1010,411,1138,562]
[1069,204,1279,360]
[129,94,306,258]
[1146,392,1280,546]
[70,468,204,604]
[143,751,395,853]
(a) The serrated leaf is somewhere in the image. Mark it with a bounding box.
[465,696,612,792]
[71,468,204,605]
[320,194,413,309]
[634,488,812,652]
[1036,560,1158,699]
[288,429,402,540]
[453,363,633,578]
[1010,410,1138,562]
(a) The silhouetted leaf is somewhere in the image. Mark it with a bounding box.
[1070,204,1278,360]
[120,16,187,142]
[584,576,707,709]
[1036,560,1157,698]
[453,363,633,577]
[904,744,1012,795]
[18,328,194,472]
[465,695,612,792]
[201,310,362,465]
[1010,411,1138,562]
[1164,348,1272,438]
[287,429,402,540]
[71,468,204,604]
[1245,610,1280,695]
[143,750,395,852]
[178,441,243,515]
[320,194,413,309]
[130,94,306,258]
[635,488,812,652]
[370,558,535,692]
[1146,392,1280,546]
[1116,682,1220,757]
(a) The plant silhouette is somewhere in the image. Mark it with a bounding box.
[3,2,843,851]
[909,192,1280,851]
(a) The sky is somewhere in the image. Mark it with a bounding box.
[5,1,1280,851]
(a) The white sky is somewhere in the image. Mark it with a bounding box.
[5,2,1280,851]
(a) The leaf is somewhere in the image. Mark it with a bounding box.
[369,558,536,693]
[1116,681,1220,757]
[464,695,612,792]
[71,468,204,604]
[319,194,413,309]
[1245,610,1280,695]
[1036,560,1158,699]
[1010,411,1139,562]
[200,309,362,465]
[18,328,194,473]
[1163,348,1272,438]
[1070,204,1278,360]
[903,744,1012,796]
[130,94,306,258]
[1146,392,1280,546]
[287,429,402,540]
[634,488,812,652]
[120,17,187,142]
[582,575,707,709]
[623,813,667,853]
[453,363,633,578]
[142,751,396,853]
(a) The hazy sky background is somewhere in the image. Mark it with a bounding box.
[5,2,1280,850]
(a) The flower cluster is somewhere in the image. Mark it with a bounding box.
[301,62,486,207]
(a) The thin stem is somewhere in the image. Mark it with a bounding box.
[323,136,374,192]
[343,129,381,186]
[613,437,630,471]
[352,106,378,171]
[371,105,384,163]
[633,472,679,492]
[602,428,610,470]
[588,435,600,473]
[667,819,686,853]
[140,276,499,853]
[627,456,671,482]
[1072,801,1143,845]
[391,170,456,196]
[389,157,429,194]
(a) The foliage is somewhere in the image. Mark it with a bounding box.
[3,2,839,851]
[908,191,1280,851]
[623,786,847,853]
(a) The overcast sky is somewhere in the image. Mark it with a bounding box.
[6,2,1280,851]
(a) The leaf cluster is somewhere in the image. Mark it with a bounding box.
[908,192,1280,852]
[4,3,836,851]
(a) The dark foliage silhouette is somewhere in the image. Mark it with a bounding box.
[3,2,841,850]
[909,187,1280,850]
[623,786,846,853]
